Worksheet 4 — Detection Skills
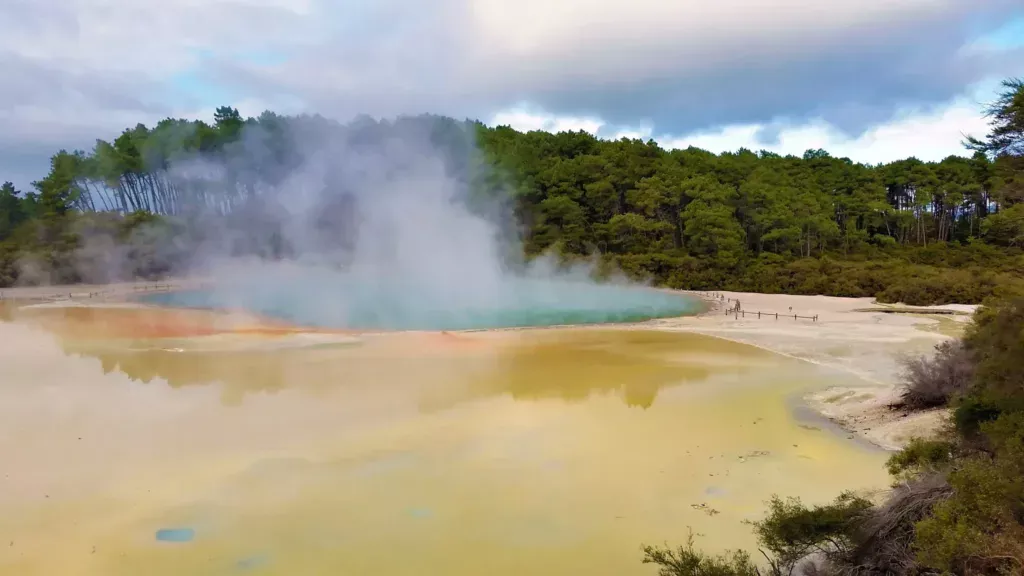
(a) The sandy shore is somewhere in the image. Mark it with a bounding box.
[1,280,973,450]
[644,291,974,450]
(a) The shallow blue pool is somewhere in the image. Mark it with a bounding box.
[140,278,701,331]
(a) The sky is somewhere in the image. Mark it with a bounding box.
[1,0,1022,190]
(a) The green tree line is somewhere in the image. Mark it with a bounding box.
[1,80,1022,303]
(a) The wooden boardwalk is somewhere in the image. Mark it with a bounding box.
[686,290,818,322]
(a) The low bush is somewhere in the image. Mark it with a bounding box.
[642,532,760,576]
[642,494,873,576]
[898,340,975,410]
[885,438,957,478]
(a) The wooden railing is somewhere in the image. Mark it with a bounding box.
[725,308,818,322]
[130,283,176,293]
[685,290,818,322]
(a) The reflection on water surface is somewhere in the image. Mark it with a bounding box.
[0,305,889,576]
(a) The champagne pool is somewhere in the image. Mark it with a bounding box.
[137,278,703,330]
[0,303,891,576]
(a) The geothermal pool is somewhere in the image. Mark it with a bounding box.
[0,304,889,576]
[139,279,702,330]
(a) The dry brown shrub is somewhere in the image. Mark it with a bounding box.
[847,473,953,576]
[898,340,974,410]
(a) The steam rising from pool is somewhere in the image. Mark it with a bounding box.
[130,116,699,328]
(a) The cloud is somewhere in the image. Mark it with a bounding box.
[219,0,1024,133]
[476,2,1024,134]
[1,0,1022,188]
[491,91,993,165]
[0,0,316,174]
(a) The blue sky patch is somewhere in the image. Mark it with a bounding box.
[169,47,289,108]
[976,16,1024,50]
[169,70,238,108]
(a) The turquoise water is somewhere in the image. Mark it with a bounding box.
[155,528,195,543]
[140,279,701,330]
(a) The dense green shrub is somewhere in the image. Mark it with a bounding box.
[886,438,957,478]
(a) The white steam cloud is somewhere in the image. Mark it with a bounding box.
[103,115,697,329]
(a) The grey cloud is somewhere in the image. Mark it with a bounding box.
[203,0,477,119]
[0,0,316,69]
[201,1,1024,138]
[0,51,180,188]
[0,52,167,114]
[528,37,982,136]
[0,0,345,188]
[753,124,785,148]
[2,0,1024,190]
[465,2,1024,136]
[0,142,60,192]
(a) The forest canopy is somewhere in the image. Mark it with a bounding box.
[1,79,1022,304]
